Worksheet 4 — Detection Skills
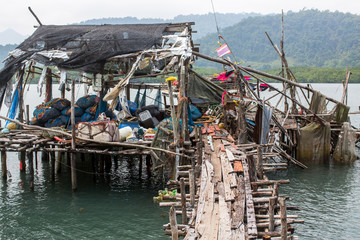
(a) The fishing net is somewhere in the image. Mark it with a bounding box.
[297,122,331,163]
[61,105,84,117]
[333,122,358,163]
[46,98,70,111]
[76,95,97,109]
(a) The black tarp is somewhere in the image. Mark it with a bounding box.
[0,24,170,88]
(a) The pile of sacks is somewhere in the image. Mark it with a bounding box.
[30,95,115,128]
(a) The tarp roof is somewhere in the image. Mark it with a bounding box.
[0,24,171,88]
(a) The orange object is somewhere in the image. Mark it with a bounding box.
[234,160,243,172]
[207,128,214,134]
[202,127,207,134]
[20,161,23,171]
[214,124,220,131]
[220,144,225,152]
[227,135,235,142]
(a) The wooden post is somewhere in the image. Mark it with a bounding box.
[236,72,247,144]
[180,177,187,224]
[50,147,55,181]
[1,151,7,180]
[169,206,178,240]
[45,68,52,103]
[138,155,143,177]
[126,84,130,101]
[273,183,279,199]
[279,197,287,240]
[257,146,264,180]
[269,197,276,231]
[28,151,34,190]
[70,78,77,191]
[26,105,30,125]
[189,169,195,207]
[167,77,180,179]
[56,150,62,173]
[19,151,26,172]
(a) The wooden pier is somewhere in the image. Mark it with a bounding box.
[159,125,303,239]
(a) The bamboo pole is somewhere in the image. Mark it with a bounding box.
[28,7,43,26]
[192,51,341,104]
[70,78,77,191]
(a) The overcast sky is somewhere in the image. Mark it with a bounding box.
[1,0,359,35]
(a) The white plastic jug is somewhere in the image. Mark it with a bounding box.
[119,126,133,141]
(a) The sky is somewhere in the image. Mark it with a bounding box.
[1,0,359,35]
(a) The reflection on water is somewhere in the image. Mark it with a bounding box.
[268,157,360,239]
[0,153,169,240]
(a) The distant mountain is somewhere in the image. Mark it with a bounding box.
[0,44,17,68]
[78,12,261,39]
[197,10,360,69]
[0,29,26,45]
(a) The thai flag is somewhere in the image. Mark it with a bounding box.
[216,44,231,57]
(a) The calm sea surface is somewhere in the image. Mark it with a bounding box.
[0,83,359,239]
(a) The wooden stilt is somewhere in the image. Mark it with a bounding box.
[50,147,55,181]
[189,169,195,207]
[34,151,38,169]
[269,197,276,231]
[1,151,7,180]
[180,178,187,224]
[70,78,77,191]
[99,155,105,173]
[280,197,287,240]
[138,155,143,177]
[169,206,178,240]
[105,155,112,173]
[19,151,26,172]
[28,151,34,190]
[42,151,49,162]
[257,146,264,180]
[56,150,62,173]
[146,154,151,176]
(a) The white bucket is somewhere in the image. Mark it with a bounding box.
[119,126,133,141]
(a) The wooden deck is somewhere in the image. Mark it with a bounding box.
[160,125,303,239]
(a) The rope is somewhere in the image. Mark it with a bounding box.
[210,0,240,64]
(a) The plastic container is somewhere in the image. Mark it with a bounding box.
[138,110,152,122]
[119,121,139,129]
[119,126,133,141]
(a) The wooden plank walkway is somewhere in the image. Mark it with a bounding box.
[160,125,303,239]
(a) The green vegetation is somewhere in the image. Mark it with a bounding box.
[197,9,360,69]
[263,67,360,83]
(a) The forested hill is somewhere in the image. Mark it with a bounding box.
[0,44,17,67]
[197,10,360,69]
[78,13,261,39]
